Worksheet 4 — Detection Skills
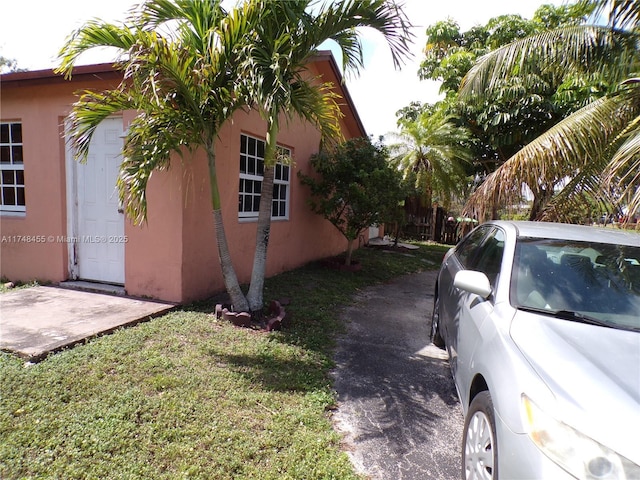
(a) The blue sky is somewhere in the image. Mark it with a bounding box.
[1,0,563,139]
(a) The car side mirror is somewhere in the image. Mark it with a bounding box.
[454,270,492,299]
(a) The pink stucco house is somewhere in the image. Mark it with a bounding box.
[0,51,372,303]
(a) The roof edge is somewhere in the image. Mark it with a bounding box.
[1,53,367,138]
[310,50,367,138]
[1,63,117,83]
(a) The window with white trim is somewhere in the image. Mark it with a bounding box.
[0,122,25,213]
[239,134,290,220]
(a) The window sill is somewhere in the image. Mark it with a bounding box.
[238,216,289,223]
[0,211,26,218]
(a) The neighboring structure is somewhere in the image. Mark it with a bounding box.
[0,51,368,303]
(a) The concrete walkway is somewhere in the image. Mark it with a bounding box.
[0,286,174,361]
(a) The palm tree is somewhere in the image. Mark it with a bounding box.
[57,0,255,311]
[58,0,412,316]
[387,107,472,213]
[458,0,640,222]
[237,0,413,313]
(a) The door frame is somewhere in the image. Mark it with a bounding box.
[64,115,125,283]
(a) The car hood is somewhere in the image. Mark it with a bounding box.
[510,311,640,462]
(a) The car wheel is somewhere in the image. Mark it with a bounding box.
[463,391,498,480]
[430,296,445,348]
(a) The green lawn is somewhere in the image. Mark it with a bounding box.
[0,243,449,479]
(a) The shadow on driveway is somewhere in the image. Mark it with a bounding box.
[332,270,463,480]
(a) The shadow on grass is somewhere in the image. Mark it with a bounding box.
[263,244,450,352]
[211,351,330,393]
[186,243,450,392]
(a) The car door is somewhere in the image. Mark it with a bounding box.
[442,227,505,403]
[454,228,505,407]
[439,226,492,372]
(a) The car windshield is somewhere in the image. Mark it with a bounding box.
[511,238,640,331]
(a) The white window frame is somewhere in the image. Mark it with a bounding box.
[239,133,290,221]
[0,121,26,214]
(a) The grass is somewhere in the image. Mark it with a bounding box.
[0,242,449,480]
[0,279,41,294]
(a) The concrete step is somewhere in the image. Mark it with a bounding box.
[59,280,125,296]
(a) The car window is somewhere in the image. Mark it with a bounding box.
[456,226,491,270]
[474,229,505,289]
[511,238,640,330]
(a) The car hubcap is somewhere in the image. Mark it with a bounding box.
[465,411,494,480]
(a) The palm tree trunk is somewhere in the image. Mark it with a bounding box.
[246,122,279,313]
[207,144,249,312]
[529,186,554,221]
[212,209,249,311]
[246,164,274,313]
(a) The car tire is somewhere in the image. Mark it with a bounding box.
[463,391,498,480]
[430,296,445,348]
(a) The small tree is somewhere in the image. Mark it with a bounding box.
[0,56,25,73]
[299,137,405,266]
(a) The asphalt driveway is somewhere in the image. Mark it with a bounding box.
[332,269,463,480]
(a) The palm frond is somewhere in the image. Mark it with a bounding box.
[387,110,471,208]
[66,88,134,162]
[464,88,640,219]
[587,0,640,30]
[538,168,614,223]
[118,109,199,224]
[604,120,640,216]
[139,0,229,56]
[56,21,137,78]
[459,25,639,101]
[328,29,365,75]
[286,79,344,147]
[314,0,413,74]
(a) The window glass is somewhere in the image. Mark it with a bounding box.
[456,227,491,269]
[12,146,23,163]
[511,238,640,330]
[11,123,22,143]
[0,124,8,144]
[0,121,26,213]
[238,134,290,220]
[2,170,13,184]
[474,229,505,288]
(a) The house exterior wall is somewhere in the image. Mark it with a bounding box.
[0,74,120,284]
[170,106,353,304]
[1,57,366,303]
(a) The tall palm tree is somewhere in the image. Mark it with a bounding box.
[458,0,640,221]
[387,108,472,213]
[57,0,255,311]
[237,0,413,313]
[58,0,412,316]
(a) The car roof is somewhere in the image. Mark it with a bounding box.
[486,221,640,247]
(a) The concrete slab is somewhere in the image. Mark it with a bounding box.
[368,237,420,250]
[0,286,174,361]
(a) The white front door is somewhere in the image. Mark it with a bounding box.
[75,117,125,284]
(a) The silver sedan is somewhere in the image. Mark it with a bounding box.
[431,220,640,480]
